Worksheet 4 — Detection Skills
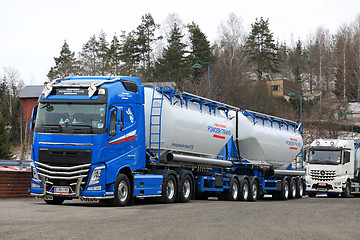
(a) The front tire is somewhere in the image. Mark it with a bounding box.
[113,174,131,207]
[341,181,351,198]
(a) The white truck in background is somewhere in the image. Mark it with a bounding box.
[305,139,360,197]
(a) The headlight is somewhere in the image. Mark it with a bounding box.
[88,166,105,186]
[31,183,41,188]
[31,163,40,182]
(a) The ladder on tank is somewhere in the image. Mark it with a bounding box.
[149,86,165,162]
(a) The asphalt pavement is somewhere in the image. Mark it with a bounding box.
[0,195,359,240]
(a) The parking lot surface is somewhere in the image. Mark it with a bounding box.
[0,196,359,240]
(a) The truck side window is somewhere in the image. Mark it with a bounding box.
[343,151,350,164]
[110,109,117,136]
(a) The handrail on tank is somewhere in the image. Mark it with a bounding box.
[243,110,300,133]
[155,87,238,119]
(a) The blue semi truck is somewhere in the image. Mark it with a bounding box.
[30,76,305,206]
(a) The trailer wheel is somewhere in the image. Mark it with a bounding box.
[162,174,177,203]
[178,174,193,203]
[114,174,131,207]
[44,196,65,205]
[289,178,297,199]
[341,181,351,198]
[295,178,304,198]
[225,176,239,201]
[248,177,259,202]
[274,179,289,200]
[238,178,249,201]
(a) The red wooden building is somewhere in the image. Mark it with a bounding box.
[19,85,44,120]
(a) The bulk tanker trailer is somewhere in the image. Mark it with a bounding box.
[30,76,305,206]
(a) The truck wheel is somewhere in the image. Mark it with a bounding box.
[295,178,304,198]
[114,174,131,207]
[238,178,249,201]
[178,174,193,203]
[162,174,177,203]
[248,177,259,202]
[225,176,239,201]
[341,181,351,198]
[44,196,65,205]
[289,178,297,199]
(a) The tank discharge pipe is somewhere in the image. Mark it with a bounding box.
[166,153,233,167]
[273,170,306,176]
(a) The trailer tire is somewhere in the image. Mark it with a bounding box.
[224,176,240,201]
[113,174,131,207]
[341,181,351,198]
[238,177,250,201]
[248,176,259,202]
[289,178,297,199]
[44,196,65,205]
[295,178,304,198]
[162,174,177,203]
[178,173,193,203]
[274,178,289,200]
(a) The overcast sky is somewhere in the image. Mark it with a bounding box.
[1,0,359,85]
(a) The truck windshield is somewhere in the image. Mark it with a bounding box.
[36,102,106,129]
[308,150,341,165]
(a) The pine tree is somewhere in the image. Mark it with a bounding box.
[79,35,99,75]
[136,13,161,80]
[0,113,13,159]
[108,35,122,75]
[154,23,188,84]
[246,17,279,80]
[98,30,110,75]
[120,31,141,76]
[47,40,78,79]
[187,22,213,82]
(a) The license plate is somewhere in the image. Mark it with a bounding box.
[54,187,70,194]
[318,183,326,187]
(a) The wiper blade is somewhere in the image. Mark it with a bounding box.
[42,124,62,127]
[71,124,93,128]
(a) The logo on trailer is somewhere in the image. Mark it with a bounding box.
[208,123,231,139]
[286,138,301,150]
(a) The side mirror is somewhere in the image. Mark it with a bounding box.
[303,149,308,163]
[30,105,38,132]
[343,151,350,164]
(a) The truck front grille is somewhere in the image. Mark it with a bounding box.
[310,170,336,181]
[37,148,92,195]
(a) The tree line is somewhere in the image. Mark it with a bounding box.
[1,12,360,159]
[47,13,360,112]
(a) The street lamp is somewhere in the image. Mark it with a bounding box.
[288,90,303,124]
[343,109,353,139]
[192,60,211,99]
